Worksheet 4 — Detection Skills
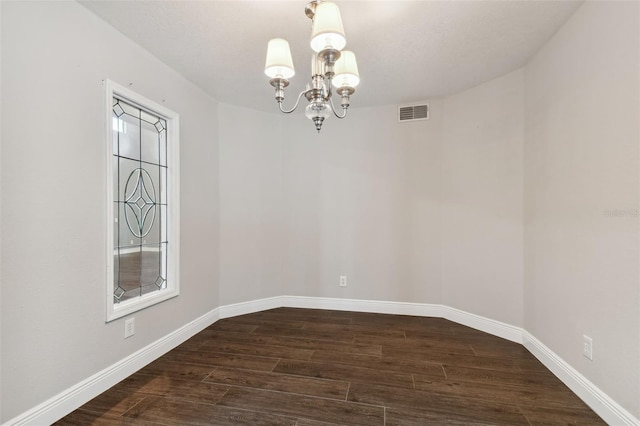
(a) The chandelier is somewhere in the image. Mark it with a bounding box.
[264,0,360,132]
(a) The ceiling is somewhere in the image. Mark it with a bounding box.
[80,0,582,113]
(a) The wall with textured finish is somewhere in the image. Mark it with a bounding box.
[441,69,525,327]
[280,104,444,305]
[524,1,640,418]
[278,70,525,327]
[218,103,286,305]
[0,2,219,421]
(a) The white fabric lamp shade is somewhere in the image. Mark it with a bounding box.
[310,2,346,53]
[265,38,295,79]
[332,50,359,88]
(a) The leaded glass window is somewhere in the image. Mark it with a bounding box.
[106,81,179,322]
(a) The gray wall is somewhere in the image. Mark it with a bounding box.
[280,103,445,304]
[441,70,524,326]
[1,0,639,423]
[524,1,639,416]
[275,76,524,326]
[1,1,220,421]
[218,104,286,305]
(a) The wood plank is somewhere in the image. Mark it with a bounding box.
[59,389,146,418]
[518,404,607,425]
[122,395,298,425]
[111,373,230,403]
[345,312,448,327]
[214,316,308,330]
[136,358,216,381]
[353,334,407,346]
[294,419,346,426]
[198,340,314,361]
[173,335,208,351]
[347,382,530,425]
[196,329,272,344]
[274,359,415,389]
[512,356,556,373]
[413,373,587,408]
[385,405,497,426]
[203,367,349,400]
[405,337,476,355]
[310,350,445,377]
[267,336,382,356]
[403,332,507,348]
[382,345,523,371]
[54,409,157,425]
[217,386,384,425]
[164,348,280,371]
[251,325,356,343]
[443,365,568,390]
[355,334,476,356]
[302,321,406,338]
[470,342,533,358]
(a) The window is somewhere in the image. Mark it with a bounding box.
[106,80,179,322]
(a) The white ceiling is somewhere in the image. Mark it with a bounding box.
[80,0,582,112]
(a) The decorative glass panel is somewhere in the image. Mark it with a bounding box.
[106,80,179,322]
[112,97,168,305]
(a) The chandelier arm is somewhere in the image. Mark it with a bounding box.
[278,90,309,114]
[329,96,348,119]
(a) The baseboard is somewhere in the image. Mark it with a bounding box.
[5,296,638,426]
[281,295,445,317]
[218,296,283,319]
[441,305,523,343]
[280,296,523,344]
[523,331,639,426]
[3,308,221,426]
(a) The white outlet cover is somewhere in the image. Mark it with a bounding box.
[124,318,135,338]
[583,335,593,361]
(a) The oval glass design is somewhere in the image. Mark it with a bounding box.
[123,168,157,238]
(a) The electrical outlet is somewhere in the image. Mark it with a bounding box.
[339,275,347,287]
[124,318,135,338]
[583,335,593,361]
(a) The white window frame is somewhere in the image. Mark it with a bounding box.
[105,79,180,322]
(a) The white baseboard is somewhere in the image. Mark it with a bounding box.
[218,296,282,319]
[4,308,220,426]
[280,296,523,344]
[441,305,523,343]
[5,296,638,426]
[523,331,639,426]
[282,295,445,317]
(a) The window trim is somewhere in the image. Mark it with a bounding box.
[105,79,180,322]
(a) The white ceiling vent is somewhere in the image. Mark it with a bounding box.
[398,104,429,122]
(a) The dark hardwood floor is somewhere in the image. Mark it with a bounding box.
[56,308,605,425]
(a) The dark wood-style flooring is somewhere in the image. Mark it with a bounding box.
[56,308,605,425]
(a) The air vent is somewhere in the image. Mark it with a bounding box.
[398,104,429,122]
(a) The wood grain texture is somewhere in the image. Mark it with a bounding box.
[217,386,384,425]
[198,340,315,361]
[273,358,416,389]
[56,308,605,425]
[204,367,350,400]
